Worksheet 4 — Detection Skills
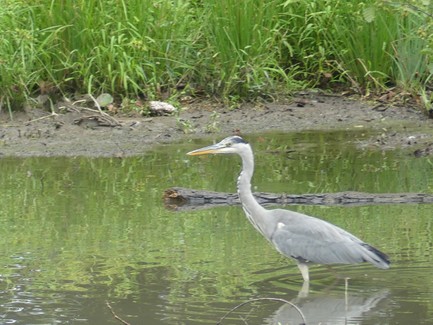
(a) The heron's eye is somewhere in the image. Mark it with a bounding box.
[226,142,232,147]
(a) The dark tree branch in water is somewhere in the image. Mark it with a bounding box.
[164,187,433,211]
[106,301,132,325]
[216,297,306,325]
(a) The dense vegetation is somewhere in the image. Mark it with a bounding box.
[0,0,432,112]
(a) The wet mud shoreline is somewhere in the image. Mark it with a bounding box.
[1,92,432,157]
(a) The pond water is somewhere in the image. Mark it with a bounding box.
[1,130,433,325]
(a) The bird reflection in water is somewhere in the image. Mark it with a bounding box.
[265,289,390,325]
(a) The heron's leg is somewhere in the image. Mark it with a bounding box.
[297,263,309,282]
[345,277,349,309]
[298,280,310,298]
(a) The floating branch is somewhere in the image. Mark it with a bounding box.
[216,297,306,325]
[164,187,433,211]
[106,301,132,325]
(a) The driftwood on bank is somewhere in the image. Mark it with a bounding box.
[164,187,433,211]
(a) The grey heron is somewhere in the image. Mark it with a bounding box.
[187,135,390,282]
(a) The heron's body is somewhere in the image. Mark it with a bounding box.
[187,136,390,281]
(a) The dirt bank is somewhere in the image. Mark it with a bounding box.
[1,91,432,157]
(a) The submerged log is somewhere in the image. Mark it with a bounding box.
[163,187,433,211]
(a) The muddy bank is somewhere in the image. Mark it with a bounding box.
[0,92,432,157]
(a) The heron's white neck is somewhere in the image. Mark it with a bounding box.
[237,145,270,238]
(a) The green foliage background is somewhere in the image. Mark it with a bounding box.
[0,0,432,110]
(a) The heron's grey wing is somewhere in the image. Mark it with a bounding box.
[269,209,369,265]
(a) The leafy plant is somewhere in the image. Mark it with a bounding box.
[205,111,221,133]
[176,117,194,134]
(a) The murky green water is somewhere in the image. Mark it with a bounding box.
[1,130,433,324]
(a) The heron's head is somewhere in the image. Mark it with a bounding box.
[187,136,248,156]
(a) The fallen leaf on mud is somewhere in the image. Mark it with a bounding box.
[96,93,114,107]
[149,101,177,115]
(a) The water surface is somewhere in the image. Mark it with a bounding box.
[1,130,432,324]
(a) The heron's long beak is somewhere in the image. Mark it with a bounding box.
[187,143,225,156]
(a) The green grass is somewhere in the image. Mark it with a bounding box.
[326,2,399,90]
[200,0,295,98]
[0,0,432,113]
